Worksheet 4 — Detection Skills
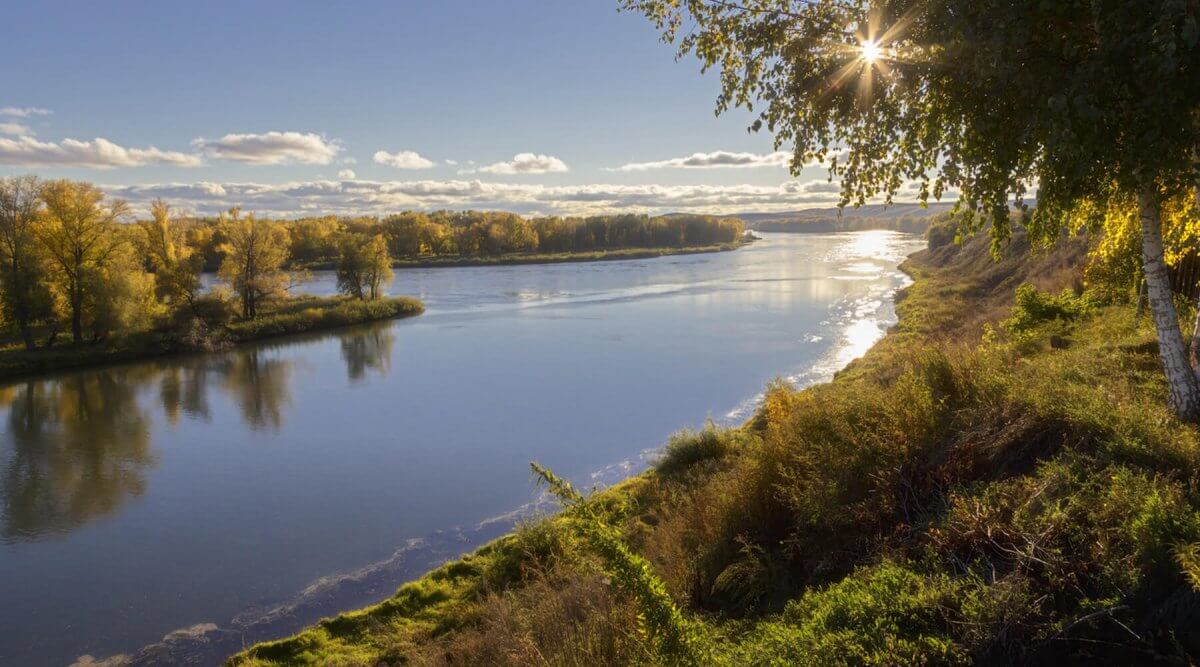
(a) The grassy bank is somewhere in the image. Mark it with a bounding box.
[289,240,750,271]
[0,296,424,382]
[233,230,1200,666]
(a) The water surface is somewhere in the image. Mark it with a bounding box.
[0,231,922,666]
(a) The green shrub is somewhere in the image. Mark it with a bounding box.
[654,421,736,475]
[479,519,578,590]
[734,562,971,666]
[1003,284,1094,335]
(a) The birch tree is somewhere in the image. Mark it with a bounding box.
[621,0,1200,420]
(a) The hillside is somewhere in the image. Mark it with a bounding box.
[232,227,1200,666]
[732,202,956,233]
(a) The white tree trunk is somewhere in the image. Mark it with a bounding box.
[1139,184,1200,422]
[1191,293,1200,373]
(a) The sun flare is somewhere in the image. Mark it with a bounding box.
[860,39,882,63]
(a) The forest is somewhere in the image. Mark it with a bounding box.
[0,176,421,377]
[0,176,744,363]
[187,210,747,270]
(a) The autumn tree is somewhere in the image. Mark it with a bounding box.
[622,0,1200,421]
[37,180,131,343]
[337,233,393,300]
[138,199,202,309]
[217,208,290,319]
[0,176,54,349]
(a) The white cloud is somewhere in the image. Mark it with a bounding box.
[611,150,792,172]
[373,149,435,170]
[0,122,32,137]
[478,153,568,175]
[193,131,340,165]
[444,159,459,166]
[97,177,942,218]
[337,169,356,180]
[610,149,853,172]
[0,107,51,118]
[0,136,203,168]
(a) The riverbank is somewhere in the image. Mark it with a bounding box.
[0,295,424,382]
[232,227,1200,665]
[288,239,751,272]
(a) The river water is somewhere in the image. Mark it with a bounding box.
[0,231,923,666]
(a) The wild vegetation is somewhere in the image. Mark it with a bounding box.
[230,216,1200,665]
[171,210,747,270]
[227,1,1200,660]
[0,176,422,378]
[618,0,1200,423]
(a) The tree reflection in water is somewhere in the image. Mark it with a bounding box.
[0,324,396,541]
[0,370,156,542]
[340,325,394,382]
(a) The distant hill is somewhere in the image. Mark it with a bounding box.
[727,202,956,234]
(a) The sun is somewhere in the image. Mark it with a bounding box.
[860,40,882,63]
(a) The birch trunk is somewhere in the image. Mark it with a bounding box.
[1139,184,1200,421]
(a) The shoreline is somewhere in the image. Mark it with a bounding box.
[0,296,424,384]
[0,242,752,385]
[204,246,926,665]
[285,240,751,272]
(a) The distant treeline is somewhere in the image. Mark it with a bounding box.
[177,212,747,270]
[752,214,933,234]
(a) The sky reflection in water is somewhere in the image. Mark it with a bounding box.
[0,231,922,666]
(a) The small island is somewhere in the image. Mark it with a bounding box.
[0,176,748,380]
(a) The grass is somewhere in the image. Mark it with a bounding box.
[0,295,424,381]
[225,296,424,341]
[231,228,1200,665]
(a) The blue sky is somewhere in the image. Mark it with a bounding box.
[0,1,859,217]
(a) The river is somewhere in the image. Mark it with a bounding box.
[0,231,923,666]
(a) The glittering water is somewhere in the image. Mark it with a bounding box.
[0,231,921,666]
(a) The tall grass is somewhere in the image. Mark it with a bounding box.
[232,231,1200,666]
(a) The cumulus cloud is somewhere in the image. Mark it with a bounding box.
[611,149,854,172]
[0,107,52,118]
[0,136,203,168]
[478,153,568,175]
[373,149,435,169]
[611,150,792,172]
[337,169,357,180]
[0,122,32,137]
[95,177,938,218]
[193,131,340,165]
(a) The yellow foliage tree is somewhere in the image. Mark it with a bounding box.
[217,208,290,320]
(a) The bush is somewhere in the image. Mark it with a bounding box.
[735,562,971,666]
[926,217,959,250]
[654,422,736,475]
[1003,284,1094,335]
[479,519,578,590]
[189,292,236,328]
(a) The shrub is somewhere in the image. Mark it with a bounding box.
[654,421,736,475]
[479,519,578,591]
[734,562,971,666]
[1002,284,1094,335]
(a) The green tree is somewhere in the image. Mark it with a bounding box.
[217,208,290,319]
[138,199,202,310]
[621,0,1200,421]
[37,180,130,344]
[337,233,393,300]
[0,176,54,349]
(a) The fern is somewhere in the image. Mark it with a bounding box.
[531,462,713,665]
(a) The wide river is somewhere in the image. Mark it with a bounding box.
[0,231,922,666]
